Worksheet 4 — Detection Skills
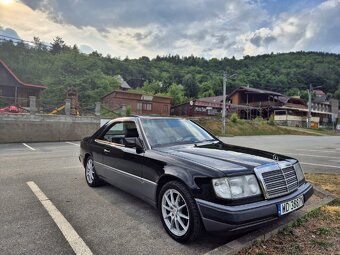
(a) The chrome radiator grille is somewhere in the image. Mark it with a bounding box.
[259,166,298,199]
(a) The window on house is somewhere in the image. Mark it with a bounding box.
[137,102,142,111]
[143,103,152,111]
[163,104,168,112]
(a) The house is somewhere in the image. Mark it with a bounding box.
[127,78,145,89]
[226,86,338,127]
[226,86,282,119]
[116,75,131,91]
[171,95,224,117]
[0,59,47,107]
[101,90,172,116]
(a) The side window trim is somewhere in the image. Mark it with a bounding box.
[96,120,145,149]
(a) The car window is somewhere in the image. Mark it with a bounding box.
[101,121,139,145]
[141,119,215,147]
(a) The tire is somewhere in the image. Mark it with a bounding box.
[158,181,204,243]
[85,156,102,187]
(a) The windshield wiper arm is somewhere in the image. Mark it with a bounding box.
[194,138,217,144]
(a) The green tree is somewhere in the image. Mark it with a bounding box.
[142,80,161,94]
[167,83,186,105]
[50,36,66,54]
[285,87,300,96]
[334,86,340,100]
[199,81,215,98]
[183,74,199,98]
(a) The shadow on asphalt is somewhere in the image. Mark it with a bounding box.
[93,182,240,254]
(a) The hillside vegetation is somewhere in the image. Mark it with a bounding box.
[0,37,340,108]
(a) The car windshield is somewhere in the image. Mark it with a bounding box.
[141,118,216,147]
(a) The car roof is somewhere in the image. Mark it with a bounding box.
[109,116,184,122]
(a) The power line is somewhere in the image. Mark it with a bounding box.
[0,35,52,49]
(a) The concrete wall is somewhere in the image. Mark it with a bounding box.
[0,113,100,143]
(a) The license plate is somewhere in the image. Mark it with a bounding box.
[278,195,304,216]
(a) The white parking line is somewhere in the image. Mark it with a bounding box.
[300,162,340,169]
[296,148,339,153]
[295,153,339,159]
[22,143,36,151]
[27,181,93,255]
[65,142,80,147]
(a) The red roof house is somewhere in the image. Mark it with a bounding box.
[0,59,47,107]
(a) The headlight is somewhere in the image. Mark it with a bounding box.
[212,175,261,199]
[294,163,305,183]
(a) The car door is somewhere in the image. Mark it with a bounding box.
[93,122,124,178]
[100,121,145,197]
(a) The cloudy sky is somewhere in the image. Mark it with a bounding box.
[0,0,339,59]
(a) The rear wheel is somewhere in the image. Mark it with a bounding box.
[85,156,102,187]
[159,181,203,242]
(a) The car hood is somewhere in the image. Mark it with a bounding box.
[155,142,293,175]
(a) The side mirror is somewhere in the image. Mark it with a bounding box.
[123,137,145,154]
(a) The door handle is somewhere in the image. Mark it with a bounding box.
[104,149,110,153]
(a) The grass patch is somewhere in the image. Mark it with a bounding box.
[310,240,333,248]
[305,173,340,197]
[315,227,331,236]
[195,118,310,136]
[238,174,340,255]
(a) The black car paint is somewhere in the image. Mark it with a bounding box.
[80,116,312,232]
[81,117,294,204]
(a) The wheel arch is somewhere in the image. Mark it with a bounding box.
[83,152,92,168]
[156,174,192,209]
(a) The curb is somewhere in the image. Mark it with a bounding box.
[203,185,336,255]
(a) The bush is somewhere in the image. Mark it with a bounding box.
[254,116,264,123]
[126,105,132,116]
[268,114,275,125]
[230,113,239,123]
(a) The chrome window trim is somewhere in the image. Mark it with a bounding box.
[95,138,125,148]
[94,161,157,186]
[95,117,150,151]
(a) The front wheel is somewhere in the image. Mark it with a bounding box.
[159,181,203,242]
[85,156,102,187]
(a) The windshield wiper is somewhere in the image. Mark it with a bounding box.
[194,138,218,144]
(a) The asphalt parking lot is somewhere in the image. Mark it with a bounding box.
[220,135,340,174]
[0,135,339,254]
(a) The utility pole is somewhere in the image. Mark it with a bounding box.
[222,72,227,135]
[307,84,322,128]
[307,84,312,128]
[221,72,236,135]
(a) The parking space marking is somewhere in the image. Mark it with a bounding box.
[22,143,36,151]
[295,148,339,153]
[300,162,340,169]
[295,153,339,159]
[27,181,93,255]
[65,142,80,147]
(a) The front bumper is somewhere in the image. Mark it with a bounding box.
[196,182,313,233]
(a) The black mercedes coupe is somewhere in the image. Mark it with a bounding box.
[79,116,313,242]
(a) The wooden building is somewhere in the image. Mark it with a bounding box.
[226,86,283,119]
[171,96,224,117]
[102,90,172,116]
[0,59,47,107]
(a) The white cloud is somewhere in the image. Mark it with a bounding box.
[240,0,340,56]
[1,0,339,58]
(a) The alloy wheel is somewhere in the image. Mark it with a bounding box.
[161,189,190,236]
[86,158,95,184]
